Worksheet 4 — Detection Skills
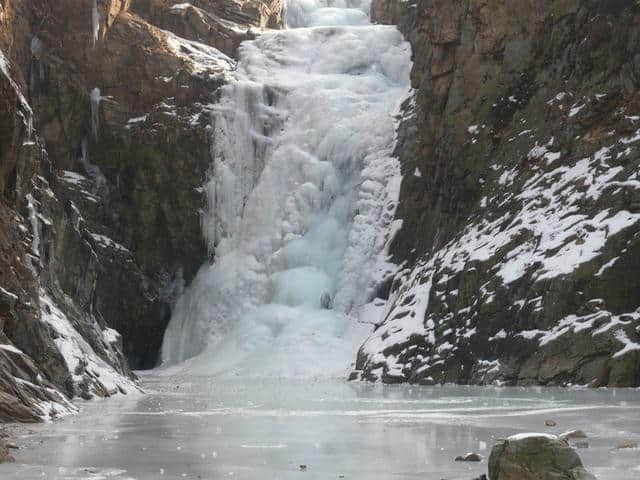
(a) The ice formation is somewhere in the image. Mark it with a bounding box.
[92,0,100,46]
[160,0,412,377]
[90,87,101,137]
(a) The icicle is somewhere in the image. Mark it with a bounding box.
[25,193,41,269]
[92,0,100,46]
[90,87,101,138]
[30,36,45,84]
[79,137,107,190]
[30,36,42,59]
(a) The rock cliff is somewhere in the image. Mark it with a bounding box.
[2,0,640,423]
[0,0,282,421]
[354,0,640,387]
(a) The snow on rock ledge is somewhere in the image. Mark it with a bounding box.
[39,292,137,400]
[352,1,640,387]
[354,122,640,385]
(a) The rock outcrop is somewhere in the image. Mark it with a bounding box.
[0,0,283,421]
[132,0,283,56]
[488,434,597,480]
[355,0,640,386]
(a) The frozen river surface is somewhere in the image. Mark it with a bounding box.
[3,375,640,479]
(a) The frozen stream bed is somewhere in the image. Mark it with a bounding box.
[3,374,640,479]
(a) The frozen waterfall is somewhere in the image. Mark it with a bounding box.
[160,0,412,378]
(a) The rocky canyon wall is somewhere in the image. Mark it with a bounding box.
[0,0,282,421]
[355,0,640,387]
[2,0,640,424]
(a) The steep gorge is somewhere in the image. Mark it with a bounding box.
[1,0,639,425]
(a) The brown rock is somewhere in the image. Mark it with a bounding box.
[615,441,638,449]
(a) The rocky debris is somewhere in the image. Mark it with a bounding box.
[545,420,557,427]
[354,0,640,387]
[488,434,597,480]
[455,452,482,462]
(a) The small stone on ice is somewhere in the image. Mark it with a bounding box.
[615,440,638,449]
[559,430,587,441]
[455,452,482,462]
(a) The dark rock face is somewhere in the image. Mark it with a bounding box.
[0,0,284,420]
[488,434,597,480]
[355,0,640,386]
[132,0,283,57]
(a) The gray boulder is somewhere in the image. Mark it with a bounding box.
[488,434,597,480]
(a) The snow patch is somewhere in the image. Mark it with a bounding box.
[39,291,135,398]
[508,433,558,441]
[166,34,235,78]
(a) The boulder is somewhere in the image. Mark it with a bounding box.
[488,434,597,480]
[615,440,638,449]
[455,452,483,462]
[0,431,15,464]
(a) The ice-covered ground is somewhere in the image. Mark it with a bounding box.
[159,0,411,378]
[4,375,640,479]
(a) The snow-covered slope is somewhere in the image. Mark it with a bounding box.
[353,0,640,387]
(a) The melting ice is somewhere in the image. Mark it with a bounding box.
[160,0,412,377]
